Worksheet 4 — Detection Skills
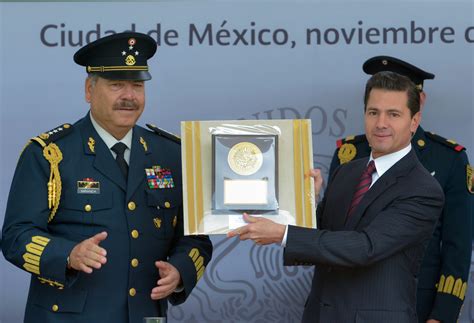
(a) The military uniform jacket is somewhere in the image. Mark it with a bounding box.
[329,126,472,323]
[1,113,212,323]
[285,149,444,323]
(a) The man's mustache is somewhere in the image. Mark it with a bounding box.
[114,100,139,109]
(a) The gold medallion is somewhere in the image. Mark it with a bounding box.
[227,142,263,176]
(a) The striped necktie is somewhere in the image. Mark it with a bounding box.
[347,160,376,217]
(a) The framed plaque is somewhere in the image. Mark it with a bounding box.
[181,119,315,235]
[212,134,278,212]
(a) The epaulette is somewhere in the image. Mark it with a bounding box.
[30,123,72,224]
[146,124,181,144]
[336,134,367,148]
[31,123,73,148]
[425,132,466,152]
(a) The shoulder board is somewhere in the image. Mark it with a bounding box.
[31,123,73,148]
[146,124,181,144]
[425,132,466,152]
[336,134,367,148]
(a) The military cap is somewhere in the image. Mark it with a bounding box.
[74,32,157,81]
[363,55,435,90]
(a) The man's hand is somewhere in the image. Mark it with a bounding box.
[309,168,323,201]
[227,213,285,245]
[151,261,182,300]
[68,231,107,274]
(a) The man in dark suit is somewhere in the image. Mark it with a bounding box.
[1,32,212,323]
[229,71,444,322]
[330,56,472,323]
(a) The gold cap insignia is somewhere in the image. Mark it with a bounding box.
[153,217,162,229]
[338,143,357,164]
[467,165,474,194]
[125,55,136,66]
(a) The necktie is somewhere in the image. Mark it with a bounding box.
[347,160,376,217]
[111,142,128,179]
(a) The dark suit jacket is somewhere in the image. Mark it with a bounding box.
[1,113,212,323]
[284,149,444,323]
[329,127,472,323]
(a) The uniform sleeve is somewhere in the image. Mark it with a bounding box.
[166,204,212,305]
[429,152,472,322]
[1,144,78,289]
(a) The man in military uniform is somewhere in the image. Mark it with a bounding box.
[1,32,212,323]
[329,56,472,323]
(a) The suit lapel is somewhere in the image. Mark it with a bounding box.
[80,114,127,191]
[344,149,418,230]
[330,159,367,229]
[126,127,151,201]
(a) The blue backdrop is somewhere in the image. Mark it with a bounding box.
[1,1,473,322]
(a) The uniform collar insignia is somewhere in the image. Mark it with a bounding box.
[140,136,148,152]
[88,137,96,153]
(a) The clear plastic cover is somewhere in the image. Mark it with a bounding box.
[181,119,315,235]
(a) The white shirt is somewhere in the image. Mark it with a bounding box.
[369,143,412,188]
[90,112,133,164]
[281,143,412,247]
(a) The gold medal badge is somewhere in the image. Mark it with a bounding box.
[227,142,263,176]
[338,143,357,164]
[467,165,474,194]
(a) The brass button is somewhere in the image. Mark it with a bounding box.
[52,304,59,312]
[129,288,136,297]
[131,230,139,239]
[417,139,425,147]
[164,201,171,208]
[84,204,92,212]
[128,201,136,211]
[131,258,139,267]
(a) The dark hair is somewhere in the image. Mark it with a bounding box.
[364,71,420,117]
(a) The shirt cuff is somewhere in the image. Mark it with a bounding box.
[174,285,184,293]
[281,225,289,247]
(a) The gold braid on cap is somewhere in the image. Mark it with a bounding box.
[32,137,63,223]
